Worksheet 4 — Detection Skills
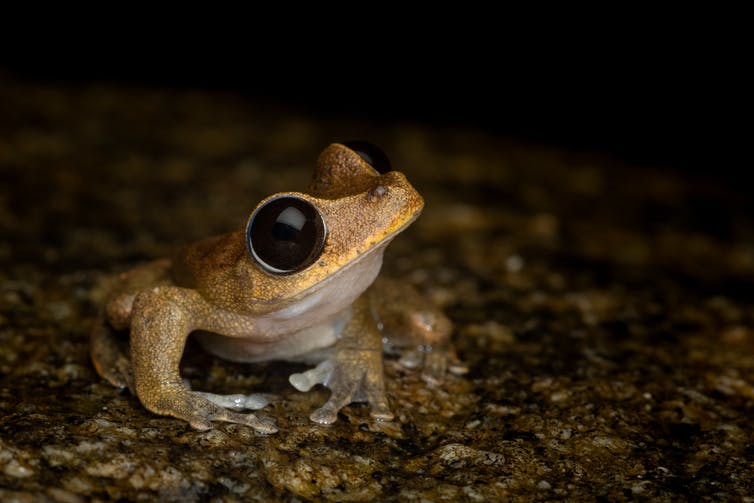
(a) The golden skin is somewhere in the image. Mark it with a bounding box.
[91,143,464,432]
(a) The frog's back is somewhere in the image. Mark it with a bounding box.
[170,231,247,291]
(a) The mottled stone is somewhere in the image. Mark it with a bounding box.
[1,73,753,500]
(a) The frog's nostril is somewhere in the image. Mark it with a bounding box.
[368,185,388,202]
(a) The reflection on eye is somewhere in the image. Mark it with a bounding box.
[272,207,306,241]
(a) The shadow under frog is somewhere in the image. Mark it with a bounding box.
[91,142,465,433]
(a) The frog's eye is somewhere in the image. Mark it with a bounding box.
[247,196,327,274]
[342,140,393,174]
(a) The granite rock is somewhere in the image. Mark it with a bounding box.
[1,75,753,501]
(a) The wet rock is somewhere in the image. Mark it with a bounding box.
[1,75,753,500]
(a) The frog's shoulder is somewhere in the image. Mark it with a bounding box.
[170,230,247,290]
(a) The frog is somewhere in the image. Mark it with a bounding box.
[90,142,465,433]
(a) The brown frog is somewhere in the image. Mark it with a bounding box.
[91,142,465,433]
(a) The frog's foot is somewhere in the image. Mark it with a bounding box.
[92,351,133,390]
[194,392,269,411]
[90,321,135,391]
[398,346,468,385]
[290,349,393,425]
[143,386,278,433]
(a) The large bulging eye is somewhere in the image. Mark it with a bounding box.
[247,196,326,274]
[342,140,393,174]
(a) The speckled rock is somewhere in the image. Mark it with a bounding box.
[1,73,753,501]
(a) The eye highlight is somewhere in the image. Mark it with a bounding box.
[246,196,326,274]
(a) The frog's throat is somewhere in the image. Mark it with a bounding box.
[285,239,389,308]
[290,205,421,302]
[250,240,388,339]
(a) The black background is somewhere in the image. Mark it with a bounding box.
[1,24,743,183]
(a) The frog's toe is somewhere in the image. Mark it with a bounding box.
[164,391,278,433]
[195,391,268,410]
[310,407,339,425]
[310,376,360,425]
[94,358,136,394]
[91,332,134,390]
[237,412,278,434]
[448,360,469,375]
[289,360,334,392]
[214,409,278,434]
[362,365,393,420]
[310,391,393,424]
[187,414,214,431]
[398,349,422,370]
[369,402,394,422]
[97,358,129,388]
[401,347,468,384]
[445,348,469,375]
[420,352,448,385]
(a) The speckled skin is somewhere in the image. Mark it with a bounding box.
[91,144,462,432]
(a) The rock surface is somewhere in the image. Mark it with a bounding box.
[1,75,753,501]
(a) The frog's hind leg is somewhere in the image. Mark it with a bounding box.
[90,259,172,392]
[91,312,135,391]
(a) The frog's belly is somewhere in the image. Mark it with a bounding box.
[193,243,385,363]
[193,308,350,363]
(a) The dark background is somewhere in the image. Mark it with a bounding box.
[1,31,743,182]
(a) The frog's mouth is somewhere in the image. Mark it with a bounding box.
[322,199,420,273]
[269,238,397,323]
[269,203,423,319]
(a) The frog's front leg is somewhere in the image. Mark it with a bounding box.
[290,295,393,425]
[129,288,277,433]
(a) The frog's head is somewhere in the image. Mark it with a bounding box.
[242,142,424,307]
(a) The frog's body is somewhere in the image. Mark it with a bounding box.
[91,143,464,432]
